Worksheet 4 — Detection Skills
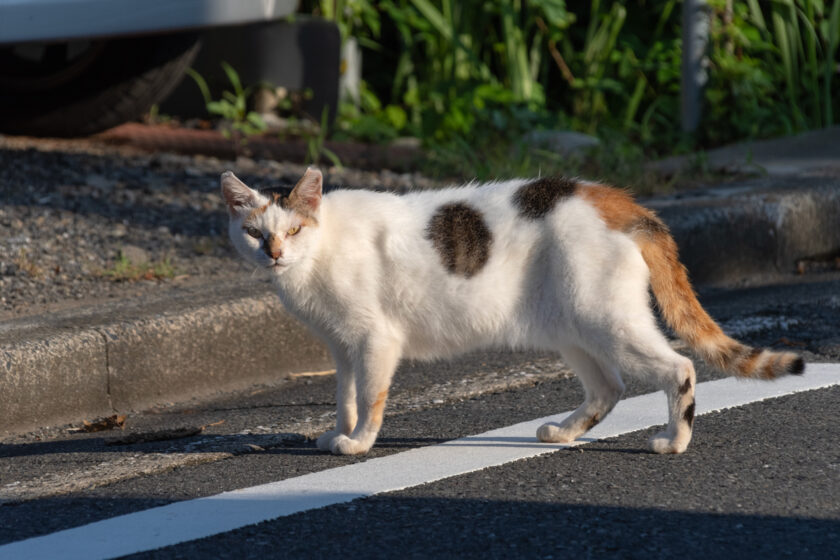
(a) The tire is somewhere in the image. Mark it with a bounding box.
[0,32,200,137]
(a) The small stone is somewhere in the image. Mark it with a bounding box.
[522,130,600,156]
[86,174,114,190]
[252,87,279,114]
[235,156,256,170]
[111,223,128,238]
[120,245,149,265]
[391,137,422,149]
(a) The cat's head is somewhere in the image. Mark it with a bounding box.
[221,167,323,275]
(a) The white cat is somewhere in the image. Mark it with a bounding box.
[221,167,804,456]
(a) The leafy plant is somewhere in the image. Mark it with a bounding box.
[187,63,267,138]
[313,0,382,47]
[703,0,839,145]
[747,0,839,128]
[300,0,840,185]
[304,108,343,168]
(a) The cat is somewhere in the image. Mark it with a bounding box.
[221,167,804,456]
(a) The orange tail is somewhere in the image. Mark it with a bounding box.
[578,184,804,379]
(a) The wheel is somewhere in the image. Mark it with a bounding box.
[0,32,200,137]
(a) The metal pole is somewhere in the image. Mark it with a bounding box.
[681,0,710,134]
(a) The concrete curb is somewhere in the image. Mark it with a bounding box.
[646,175,840,285]
[2,176,839,435]
[651,126,840,177]
[1,282,332,435]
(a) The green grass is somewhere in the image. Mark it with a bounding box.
[100,252,177,282]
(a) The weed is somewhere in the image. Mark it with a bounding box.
[309,1,838,159]
[304,108,342,168]
[101,252,177,282]
[187,63,267,139]
[144,104,172,126]
[192,238,220,256]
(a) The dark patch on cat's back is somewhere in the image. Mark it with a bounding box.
[426,203,492,278]
[513,176,578,219]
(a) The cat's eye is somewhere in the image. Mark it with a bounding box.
[287,225,301,236]
[245,226,263,239]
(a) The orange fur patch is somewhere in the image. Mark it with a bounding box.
[247,203,269,222]
[576,183,644,232]
[761,354,781,380]
[371,390,388,426]
[577,182,803,380]
[577,183,729,365]
[736,348,763,377]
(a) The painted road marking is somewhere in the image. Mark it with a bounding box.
[0,360,570,504]
[2,364,838,560]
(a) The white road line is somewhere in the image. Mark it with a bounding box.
[2,364,838,560]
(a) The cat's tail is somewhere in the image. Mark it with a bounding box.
[579,184,804,380]
[636,216,804,379]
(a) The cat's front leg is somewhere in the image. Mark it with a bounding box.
[328,336,401,456]
[316,348,356,451]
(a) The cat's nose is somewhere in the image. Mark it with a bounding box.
[264,233,283,260]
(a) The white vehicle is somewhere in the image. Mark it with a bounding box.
[0,0,296,136]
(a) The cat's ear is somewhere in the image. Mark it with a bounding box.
[221,171,258,215]
[290,167,323,213]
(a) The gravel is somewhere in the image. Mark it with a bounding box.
[0,135,442,321]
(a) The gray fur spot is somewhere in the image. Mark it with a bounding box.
[513,176,577,219]
[426,203,492,278]
[259,186,294,209]
[258,185,318,223]
[629,215,670,237]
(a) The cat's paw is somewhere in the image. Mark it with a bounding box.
[536,422,576,444]
[329,434,372,456]
[649,431,689,454]
[316,430,342,452]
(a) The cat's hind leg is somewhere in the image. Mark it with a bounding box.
[537,345,624,444]
[604,320,697,454]
[316,347,357,451]
[647,354,696,455]
[327,335,401,456]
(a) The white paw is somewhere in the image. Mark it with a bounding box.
[649,431,688,454]
[536,422,575,444]
[329,434,372,456]
[316,430,341,451]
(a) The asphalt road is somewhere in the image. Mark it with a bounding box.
[1,273,838,559]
